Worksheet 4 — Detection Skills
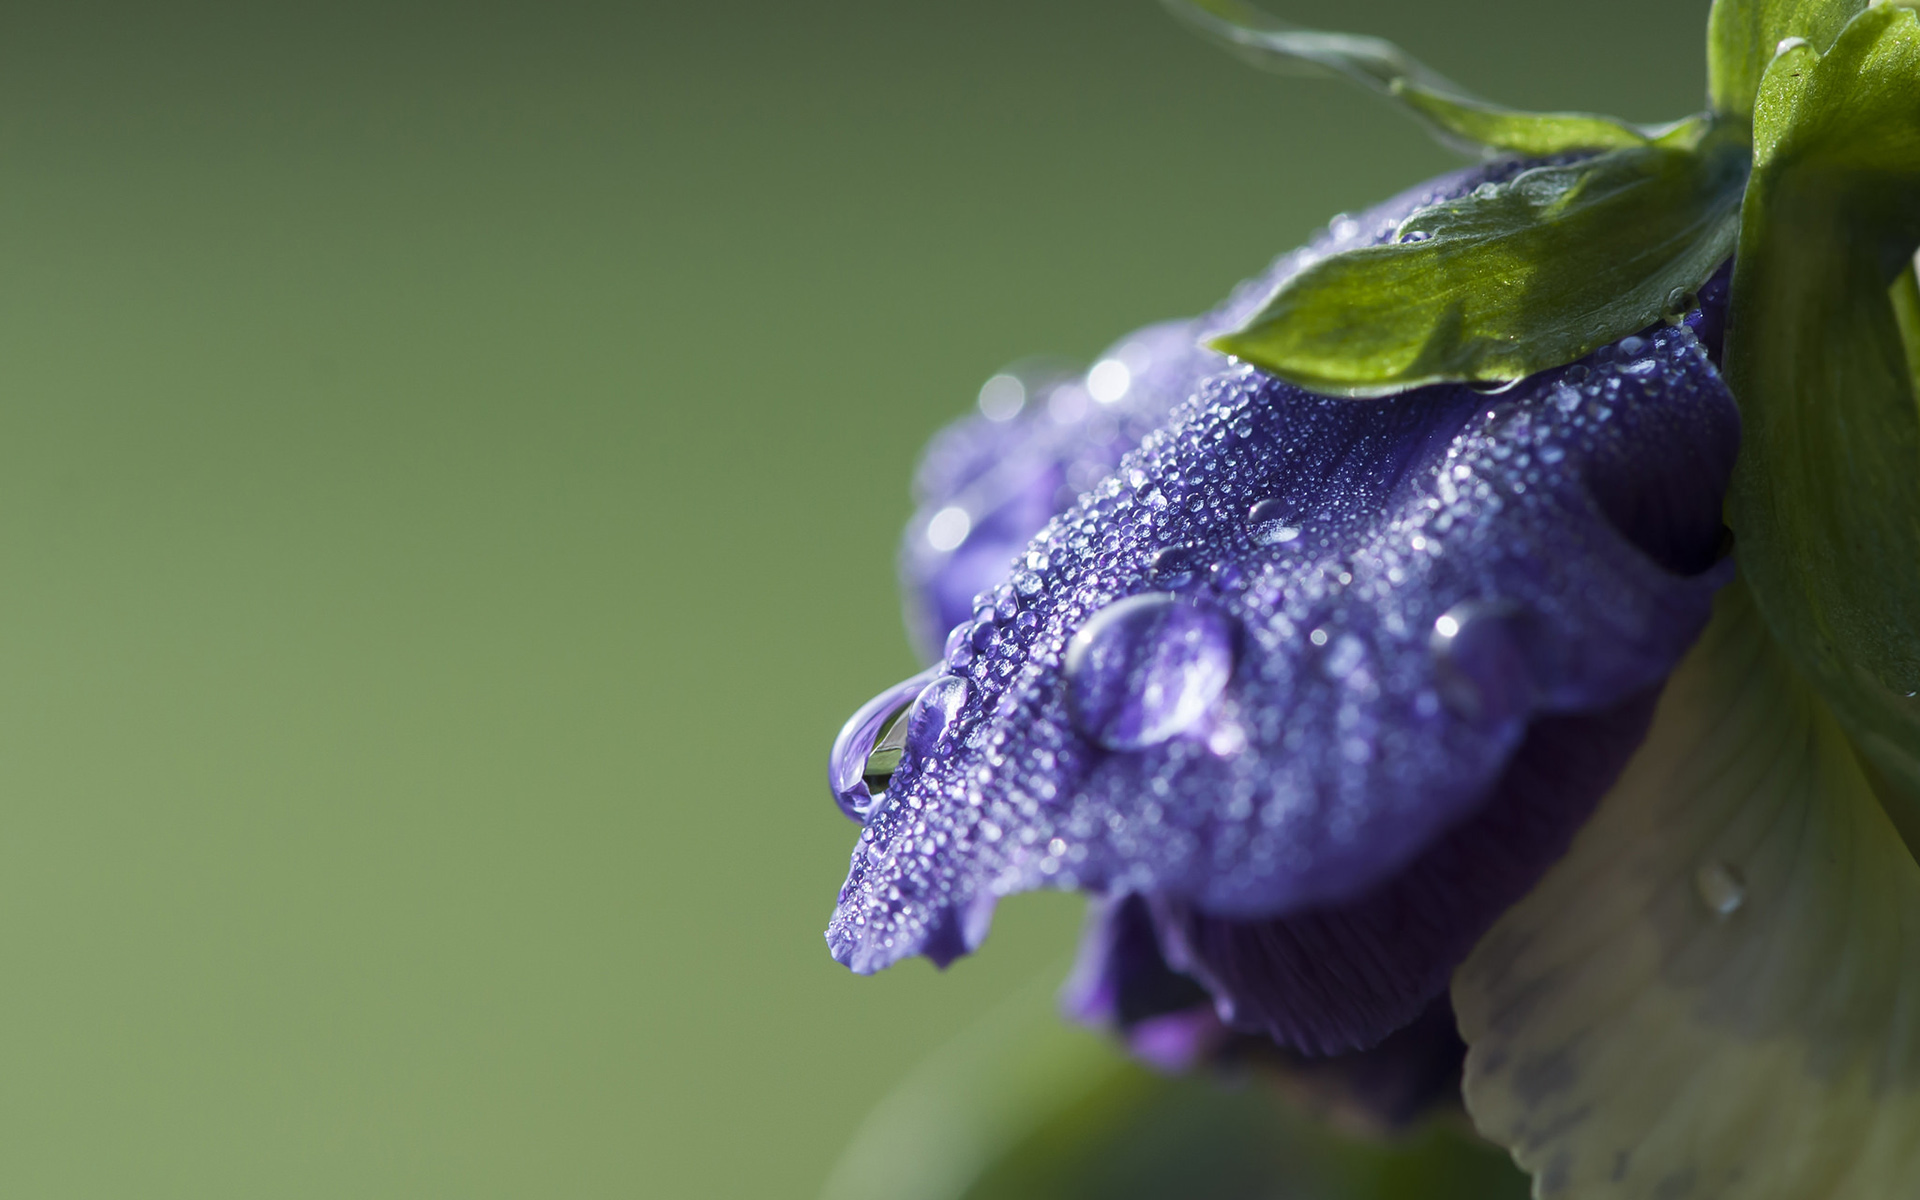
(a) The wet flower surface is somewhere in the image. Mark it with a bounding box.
[831,167,1739,1060]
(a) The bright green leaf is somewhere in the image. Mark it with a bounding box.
[1209,134,1748,396]
[1454,580,1920,1199]
[1164,0,1681,157]
[1723,5,1920,799]
[1707,0,1867,118]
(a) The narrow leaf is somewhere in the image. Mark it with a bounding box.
[1723,5,1920,783]
[1164,0,1675,156]
[1210,135,1748,396]
[1707,0,1867,118]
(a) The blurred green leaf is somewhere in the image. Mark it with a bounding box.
[1210,132,1748,396]
[1165,0,1679,157]
[1707,0,1868,118]
[1722,3,1920,832]
[820,969,1528,1200]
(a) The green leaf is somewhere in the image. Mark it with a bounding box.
[1454,580,1920,1199]
[1209,132,1748,396]
[1722,5,1920,801]
[1164,0,1683,157]
[821,966,1529,1200]
[1707,0,1868,119]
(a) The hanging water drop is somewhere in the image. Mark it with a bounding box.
[829,670,936,821]
[1065,593,1235,751]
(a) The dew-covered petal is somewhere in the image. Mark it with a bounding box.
[899,327,1205,661]
[831,314,1735,979]
[1147,690,1658,1055]
[1453,580,1920,1199]
[895,159,1584,662]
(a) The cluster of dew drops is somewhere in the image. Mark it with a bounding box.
[830,306,1729,966]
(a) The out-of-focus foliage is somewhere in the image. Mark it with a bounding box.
[821,973,1528,1200]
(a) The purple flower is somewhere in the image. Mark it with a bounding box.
[827,161,1739,1076]
[823,3,1920,1191]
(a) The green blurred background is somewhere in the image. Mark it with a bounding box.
[0,2,1704,1195]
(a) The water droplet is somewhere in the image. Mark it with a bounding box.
[943,623,976,669]
[1065,593,1235,751]
[829,670,936,821]
[904,674,973,760]
[1662,286,1697,319]
[1430,602,1533,728]
[926,505,971,552]
[1616,335,1647,357]
[1246,498,1301,544]
[1694,861,1746,917]
[977,373,1025,421]
[1145,543,1204,589]
[1308,628,1329,646]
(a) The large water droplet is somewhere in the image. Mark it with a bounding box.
[829,670,936,822]
[1065,593,1235,751]
[1694,861,1746,917]
[1429,601,1532,728]
[904,674,973,760]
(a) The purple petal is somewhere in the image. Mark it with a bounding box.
[1148,690,1661,1054]
[1063,892,1470,1124]
[831,319,1736,980]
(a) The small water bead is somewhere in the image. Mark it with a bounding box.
[1429,602,1534,729]
[830,669,937,821]
[905,674,973,761]
[1694,860,1747,917]
[1146,543,1206,589]
[994,584,1019,621]
[1065,593,1236,751]
[944,623,977,669]
[970,621,1000,653]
